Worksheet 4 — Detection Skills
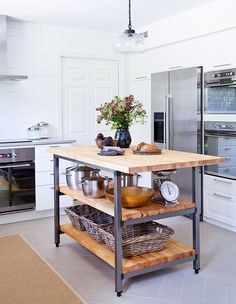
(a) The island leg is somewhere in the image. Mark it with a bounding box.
[114,171,123,296]
[192,167,200,273]
[54,155,60,247]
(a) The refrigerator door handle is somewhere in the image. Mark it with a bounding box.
[169,95,174,150]
[164,95,169,149]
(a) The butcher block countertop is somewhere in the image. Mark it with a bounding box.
[48,146,224,174]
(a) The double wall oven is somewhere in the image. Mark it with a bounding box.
[0,148,35,213]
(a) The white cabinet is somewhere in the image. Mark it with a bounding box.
[36,185,71,211]
[129,79,152,188]
[204,174,236,231]
[202,29,236,71]
[35,144,72,211]
[129,78,151,144]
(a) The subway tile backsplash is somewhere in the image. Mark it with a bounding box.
[0,18,116,140]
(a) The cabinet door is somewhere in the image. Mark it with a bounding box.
[129,79,151,144]
[204,188,236,227]
[204,174,236,196]
[36,185,72,211]
[203,29,236,70]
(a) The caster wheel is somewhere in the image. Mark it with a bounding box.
[116,292,122,297]
[194,269,199,274]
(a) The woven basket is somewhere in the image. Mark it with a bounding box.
[64,205,97,231]
[65,204,114,242]
[101,222,175,257]
[81,212,114,242]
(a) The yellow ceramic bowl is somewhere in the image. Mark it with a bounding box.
[104,187,155,208]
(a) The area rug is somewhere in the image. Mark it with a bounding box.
[0,234,86,304]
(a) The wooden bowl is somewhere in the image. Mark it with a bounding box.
[104,187,155,208]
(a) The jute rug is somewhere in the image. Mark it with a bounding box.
[0,234,86,304]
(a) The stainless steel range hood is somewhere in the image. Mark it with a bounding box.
[0,15,28,81]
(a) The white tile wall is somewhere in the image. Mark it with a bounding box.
[0,19,118,139]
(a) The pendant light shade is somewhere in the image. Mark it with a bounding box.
[113,0,148,54]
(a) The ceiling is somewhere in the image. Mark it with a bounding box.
[0,0,216,33]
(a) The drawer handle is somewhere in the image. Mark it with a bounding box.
[225,158,231,161]
[135,76,147,79]
[213,178,232,184]
[50,186,54,189]
[224,147,232,151]
[50,173,54,176]
[213,193,232,200]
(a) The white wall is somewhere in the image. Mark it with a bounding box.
[0,19,125,140]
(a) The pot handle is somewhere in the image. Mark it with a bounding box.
[61,172,71,176]
[91,169,100,177]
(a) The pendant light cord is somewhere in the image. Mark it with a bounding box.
[128,0,132,30]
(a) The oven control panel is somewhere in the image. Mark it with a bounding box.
[205,121,236,133]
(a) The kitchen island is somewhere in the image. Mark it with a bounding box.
[48,146,224,296]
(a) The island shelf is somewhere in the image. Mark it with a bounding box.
[49,146,224,297]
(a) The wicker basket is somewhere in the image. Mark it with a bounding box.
[65,204,114,242]
[64,205,96,231]
[81,212,114,242]
[100,222,175,257]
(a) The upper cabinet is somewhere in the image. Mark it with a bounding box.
[129,27,236,79]
[202,28,236,71]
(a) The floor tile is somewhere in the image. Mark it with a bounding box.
[1,215,236,304]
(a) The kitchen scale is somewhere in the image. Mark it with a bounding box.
[152,170,180,205]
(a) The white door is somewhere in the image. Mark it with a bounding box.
[61,57,119,145]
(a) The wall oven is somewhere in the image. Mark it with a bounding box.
[0,148,35,213]
[204,121,236,179]
[204,68,236,113]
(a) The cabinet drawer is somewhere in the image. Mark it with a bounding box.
[218,156,236,168]
[204,174,236,195]
[218,166,236,177]
[35,144,71,159]
[36,171,67,186]
[204,189,236,226]
[35,158,71,172]
[218,137,236,147]
[218,146,236,156]
[36,185,72,211]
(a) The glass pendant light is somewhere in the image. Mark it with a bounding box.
[113,0,148,53]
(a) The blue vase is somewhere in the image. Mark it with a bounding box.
[115,129,132,148]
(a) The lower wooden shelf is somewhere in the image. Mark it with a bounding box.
[60,223,195,274]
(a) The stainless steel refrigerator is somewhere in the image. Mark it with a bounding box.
[151,67,203,218]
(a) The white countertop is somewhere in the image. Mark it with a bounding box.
[0,138,76,148]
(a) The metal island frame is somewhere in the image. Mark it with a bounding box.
[49,146,224,297]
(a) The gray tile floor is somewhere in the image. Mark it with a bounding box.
[1,216,236,304]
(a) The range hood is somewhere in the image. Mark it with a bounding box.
[0,15,28,81]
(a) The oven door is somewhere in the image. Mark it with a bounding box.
[204,133,236,179]
[204,81,236,113]
[0,162,35,213]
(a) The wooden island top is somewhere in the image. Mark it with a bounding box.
[48,146,224,174]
